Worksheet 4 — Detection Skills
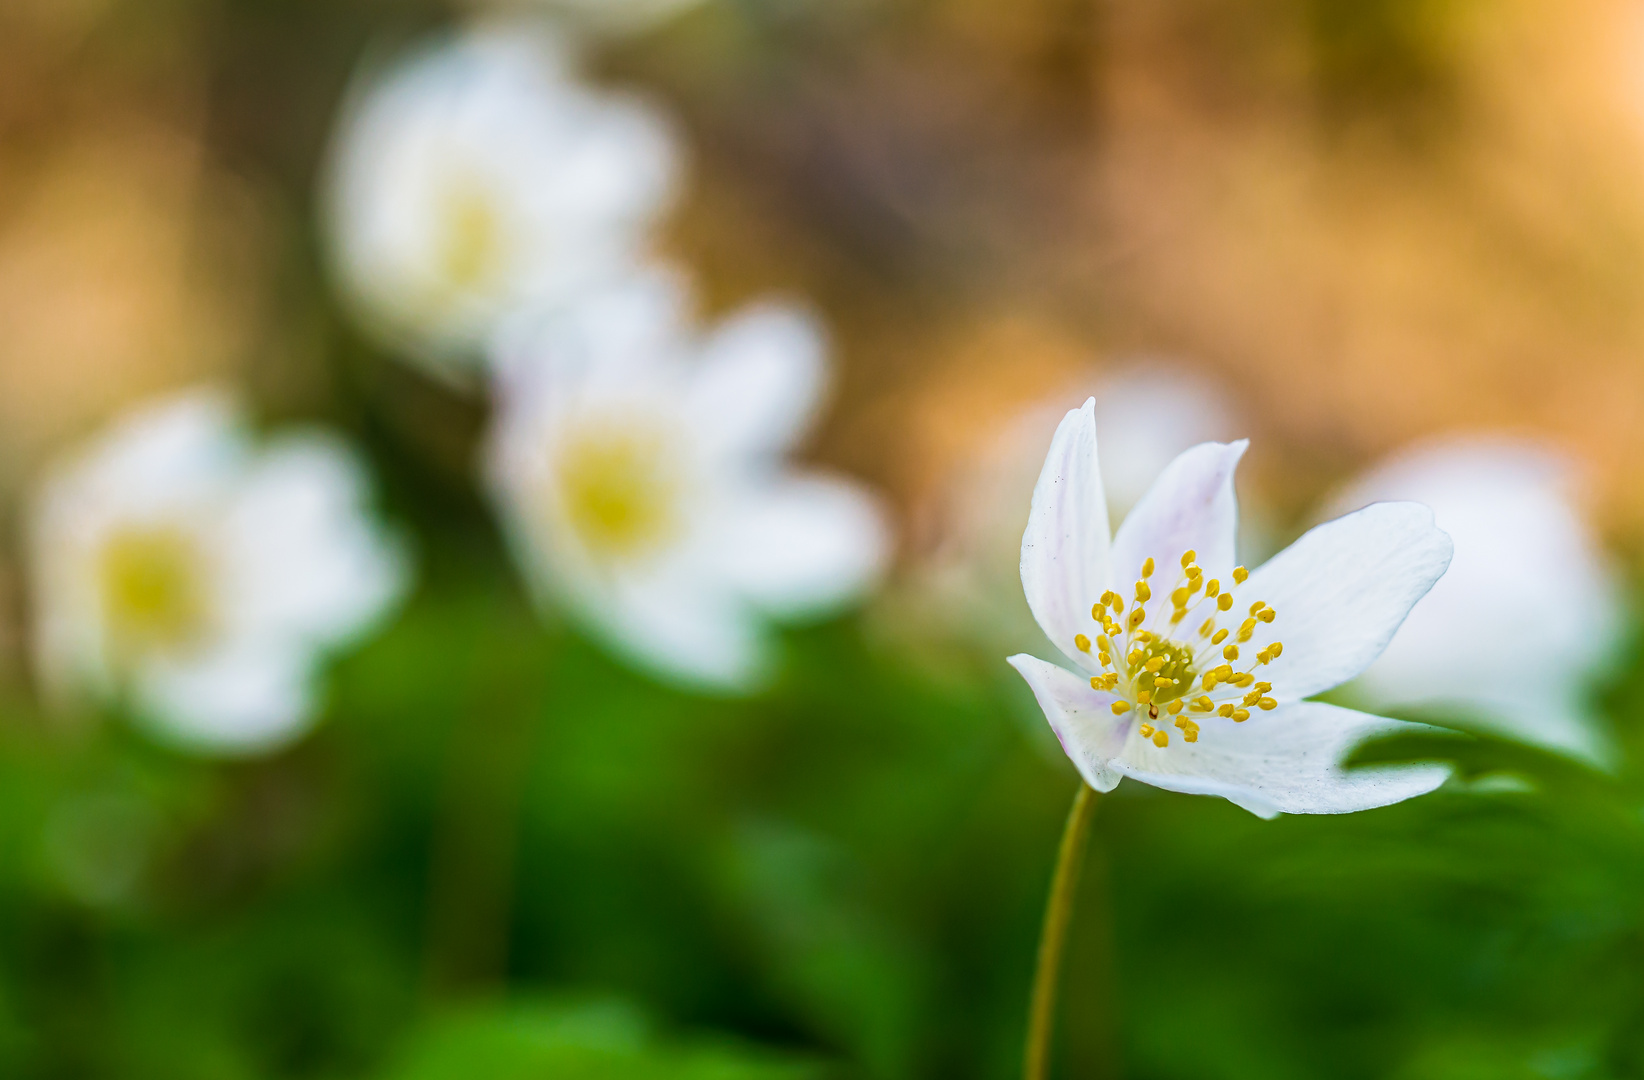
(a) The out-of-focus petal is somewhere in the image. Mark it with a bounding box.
[1332,438,1623,765]
[1114,701,1450,818]
[1019,400,1110,670]
[134,639,315,756]
[1109,440,1245,587]
[685,302,826,461]
[1247,502,1453,703]
[712,475,889,618]
[1007,654,1127,792]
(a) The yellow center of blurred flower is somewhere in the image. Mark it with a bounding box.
[1076,550,1284,748]
[556,425,683,560]
[98,525,209,655]
[437,179,505,293]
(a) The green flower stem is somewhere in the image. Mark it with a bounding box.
[1024,782,1099,1080]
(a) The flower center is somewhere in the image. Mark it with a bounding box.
[98,525,210,657]
[1073,549,1285,749]
[555,424,684,561]
[436,177,505,293]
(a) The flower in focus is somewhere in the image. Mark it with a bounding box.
[484,274,889,691]
[910,364,1243,660]
[28,389,410,755]
[1331,438,1625,766]
[322,21,680,380]
[1009,400,1453,817]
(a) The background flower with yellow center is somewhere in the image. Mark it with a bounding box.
[485,273,890,691]
[321,19,680,382]
[27,389,411,755]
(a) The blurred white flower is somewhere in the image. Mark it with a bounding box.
[1009,400,1453,817]
[322,21,680,381]
[484,273,890,691]
[28,390,410,755]
[1331,438,1626,766]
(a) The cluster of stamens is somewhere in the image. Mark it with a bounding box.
[1072,549,1285,749]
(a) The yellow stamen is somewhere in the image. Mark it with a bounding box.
[1111,701,1131,715]
[1151,729,1169,747]
[1232,566,1248,584]
[1142,557,1155,578]
[1075,634,1091,652]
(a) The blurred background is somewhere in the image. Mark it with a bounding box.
[4,0,1644,1076]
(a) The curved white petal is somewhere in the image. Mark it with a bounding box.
[1332,438,1623,765]
[1247,502,1453,703]
[711,475,889,618]
[133,638,317,756]
[1007,654,1127,792]
[1109,440,1245,588]
[1020,400,1110,669]
[685,302,827,461]
[1114,701,1450,817]
[598,572,769,693]
[226,434,411,647]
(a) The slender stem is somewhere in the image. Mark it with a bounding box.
[1024,783,1099,1080]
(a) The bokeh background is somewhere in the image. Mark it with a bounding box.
[4,0,1644,1077]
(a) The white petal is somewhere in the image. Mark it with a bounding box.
[1091,365,1236,517]
[597,572,769,693]
[685,302,827,460]
[1109,440,1245,588]
[711,475,889,618]
[1247,502,1453,703]
[1007,654,1127,792]
[225,434,411,647]
[1331,438,1623,765]
[133,639,317,756]
[1019,400,1110,668]
[1114,701,1450,817]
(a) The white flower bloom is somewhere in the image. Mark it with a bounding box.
[1330,438,1625,766]
[484,273,889,691]
[28,390,410,755]
[322,21,680,380]
[1008,400,1454,817]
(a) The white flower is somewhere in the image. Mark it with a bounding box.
[1008,400,1454,817]
[322,21,680,380]
[28,389,410,755]
[484,273,889,691]
[1330,438,1625,766]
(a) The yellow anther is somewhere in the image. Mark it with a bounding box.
[1258,608,1276,624]
[1202,672,1219,691]
[1142,557,1155,578]
[1232,566,1248,584]
[1153,676,1173,688]
[1171,587,1190,608]
[1109,593,1125,613]
[1205,579,1220,597]
[1217,704,1235,718]
[1151,729,1169,748]
[1139,723,1154,737]
[1075,634,1091,652]
[1215,664,1234,680]
[1258,697,1277,711]
[1268,641,1284,658]
[1249,601,1266,616]
[1217,594,1233,611]
[1145,656,1164,673]
[1111,701,1131,715]
[1169,610,1187,625]
[1183,727,1199,743]
[1255,682,1272,693]
[1181,550,1196,567]
[1187,574,1203,594]
[1091,603,1104,621]
[1223,644,1240,661]
[1136,690,1153,705]
[1128,608,1145,629]
[1232,708,1250,722]
[1168,699,1185,715]
[1243,690,1263,706]
[1211,628,1229,645]
[1233,672,1254,688]
[1135,581,1152,603]
[1128,651,1143,666]
[1194,696,1213,711]
[1256,649,1270,664]
[1135,629,1153,642]
[1174,715,1188,729]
